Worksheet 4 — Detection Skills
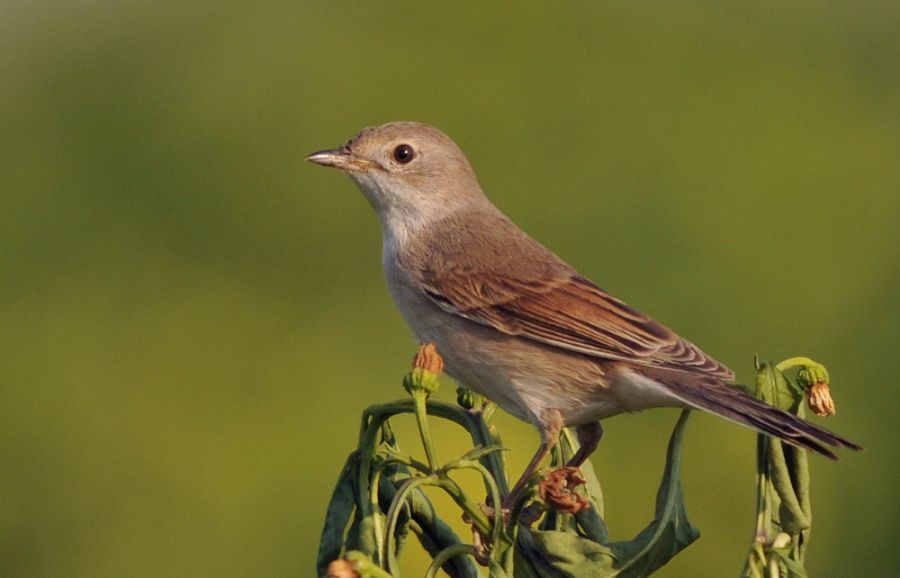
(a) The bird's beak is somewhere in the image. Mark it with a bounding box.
[305,147,371,172]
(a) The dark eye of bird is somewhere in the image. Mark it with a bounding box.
[393,144,415,164]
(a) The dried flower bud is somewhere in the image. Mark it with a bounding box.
[539,467,590,515]
[403,343,443,397]
[789,360,837,416]
[807,381,836,417]
[326,558,359,578]
[412,342,444,374]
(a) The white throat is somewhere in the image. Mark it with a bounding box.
[351,172,464,254]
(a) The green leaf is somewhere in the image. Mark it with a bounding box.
[767,441,810,533]
[756,362,804,413]
[343,550,397,578]
[353,513,380,561]
[518,528,617,576]
[316,452,360,576]
[515,411,698,577]
[741,358,819,577]
[457,444,507,463]
[488,558,515,578]
[574,501,610,544]
[579,458,605,520]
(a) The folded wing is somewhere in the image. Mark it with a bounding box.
[409,209,731,379]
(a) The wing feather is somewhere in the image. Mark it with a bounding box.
[409,209,734,380]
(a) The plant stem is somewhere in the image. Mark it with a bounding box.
[425,544,476,578]
[775,357,817,372]
[412,391,438,471]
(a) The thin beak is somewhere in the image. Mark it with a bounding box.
[305,146,368,171]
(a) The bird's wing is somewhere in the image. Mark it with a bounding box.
[413,212,733,380]
[422,272,733,379]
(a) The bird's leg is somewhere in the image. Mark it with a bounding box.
[566,421,604,468]
[502,410,563,511]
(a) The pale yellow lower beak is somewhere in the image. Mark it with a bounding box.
[306,147,371,172]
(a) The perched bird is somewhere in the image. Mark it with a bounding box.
[307,121,861,506]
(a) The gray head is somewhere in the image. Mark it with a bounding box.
[306,122,488,230]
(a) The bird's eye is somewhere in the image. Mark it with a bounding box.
[392,144,415,164]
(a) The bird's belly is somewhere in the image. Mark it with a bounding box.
[382,263,677,428]
[406,302,627,427]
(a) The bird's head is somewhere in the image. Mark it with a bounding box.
[307,122,486,228]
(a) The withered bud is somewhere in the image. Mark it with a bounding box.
[807,381,836,417]
[404,343,443,397]
[539,467,590,515]
[412,342,444,374]
[326,558,359,578]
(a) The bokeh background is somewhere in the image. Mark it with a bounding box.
[2,2,897,577]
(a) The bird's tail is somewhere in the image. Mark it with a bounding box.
[643,368,862,459]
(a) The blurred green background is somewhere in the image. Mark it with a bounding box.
[1,2,897,576]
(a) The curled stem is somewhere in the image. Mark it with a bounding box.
[424,544,476,578]
[370,454,432,565]
[775,357,818,373]
[384,475,437,575]
[443,458,507,557]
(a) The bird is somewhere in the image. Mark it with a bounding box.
[306,121,861,507]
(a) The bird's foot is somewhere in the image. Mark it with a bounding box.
[466,467,591,563]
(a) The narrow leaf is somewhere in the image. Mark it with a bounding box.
[316,452,360,576]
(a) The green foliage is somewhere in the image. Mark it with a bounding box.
[516,412,698,578]
[741,359,832,578]
[319,360,700,577]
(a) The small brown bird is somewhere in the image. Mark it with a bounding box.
[307,122,861,506]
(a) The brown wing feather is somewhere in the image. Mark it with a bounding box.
[425,273,733,379]
[412,210,733,380]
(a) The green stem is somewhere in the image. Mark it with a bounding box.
[356,414,386,529]
[384,475,437,575]
[767,440,810,531]
[743,432,771,578]
[424,544,476,578]
[775,357,817,372]
[412,391,438,471]
[365,399,510,495]
[436,476,492,535]
[443,459,507,556]
[344,550,397,578]
[369,456,431,566]
[616,409,692,575]
[462,409,509,496]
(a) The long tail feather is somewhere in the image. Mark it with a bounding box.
[641,369,863,459]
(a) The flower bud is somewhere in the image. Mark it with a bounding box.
[795,361,836,417]
[403,343,443,397]
[456,386,484,410]
[326,558,359,578]
[807,381,836,417]
[412,342,443,373]
[796,363,830,391]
